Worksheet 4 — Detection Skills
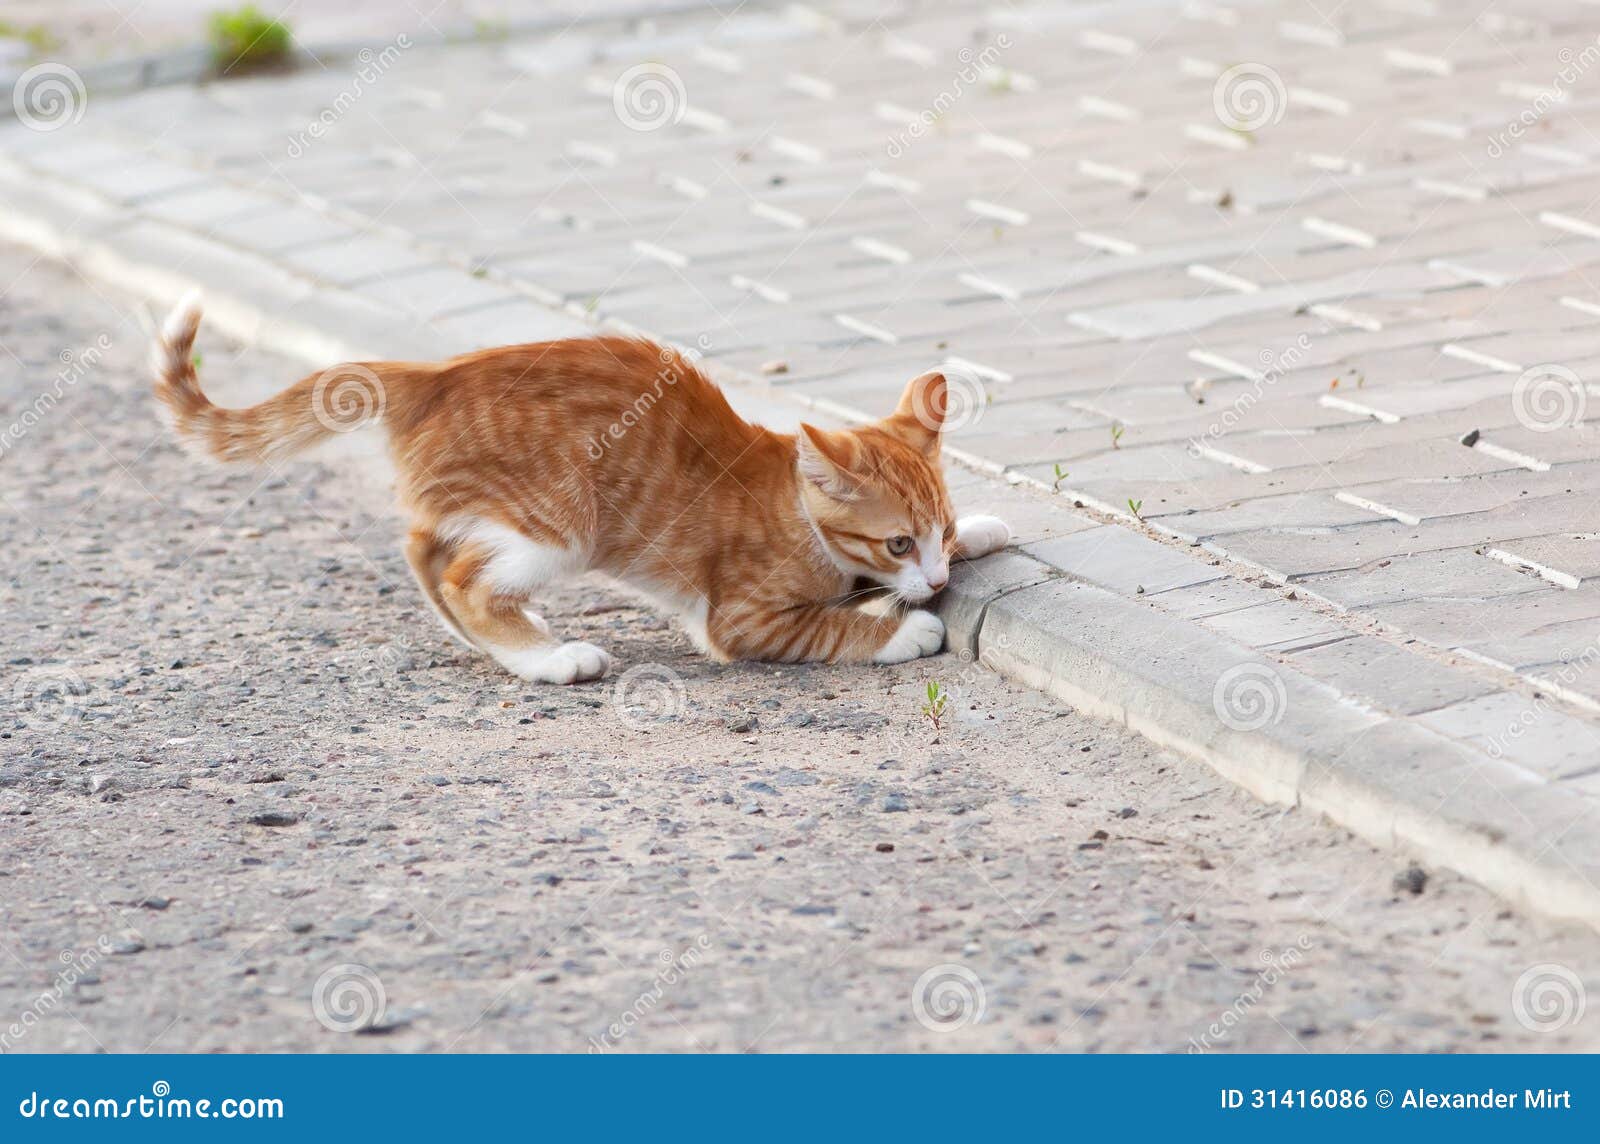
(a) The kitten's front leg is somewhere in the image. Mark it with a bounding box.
[709,601,945,665]
[870,609,946,664]
[953,514,1012,560]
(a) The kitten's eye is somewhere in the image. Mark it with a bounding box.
[886,535,914,557]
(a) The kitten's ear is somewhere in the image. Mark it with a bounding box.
[797,424,865,500]
[885,370,946,457]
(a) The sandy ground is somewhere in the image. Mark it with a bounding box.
[2,245,1599,1053]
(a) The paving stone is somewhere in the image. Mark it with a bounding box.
[1286,635,1500,717]
[1194,600,1352,653]
[1023,525,1225,598]
[1301,550,1555,611]
[1485,534,1600,589]
[206,208,356,255]
[278,236,437,288]
[1417,692,1600,782]
[354,265,525,320]
[1373,589,1600,654]
[1151,492,1380,542]
[1141,578,1283,620]
[426,297,591,354]
[139,182,283,228]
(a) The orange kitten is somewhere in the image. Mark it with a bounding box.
[151,294,1011,683]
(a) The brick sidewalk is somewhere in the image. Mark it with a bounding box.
[5,0,1600,916]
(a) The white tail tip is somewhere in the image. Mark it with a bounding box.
[161,289,204,344]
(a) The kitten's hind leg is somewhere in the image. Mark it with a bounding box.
[433,523,610,684]
[404,528,478,650]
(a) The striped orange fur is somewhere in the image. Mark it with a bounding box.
[151,293,1011,683]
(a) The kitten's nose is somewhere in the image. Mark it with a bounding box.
[927,570,948,591]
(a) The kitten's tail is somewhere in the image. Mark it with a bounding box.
[152,292,418,464]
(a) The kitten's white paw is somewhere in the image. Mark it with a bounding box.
[956,514,1011,559]
[497,641,611,684]
[873,609,945,664]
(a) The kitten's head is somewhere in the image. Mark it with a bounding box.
[796,371,956,603]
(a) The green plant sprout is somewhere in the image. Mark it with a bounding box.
[1110,422,1125,449]
[209,6,293,74]
[1128,498,1143,520]
[1052,463,1069,491]
[921,681,948,737]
